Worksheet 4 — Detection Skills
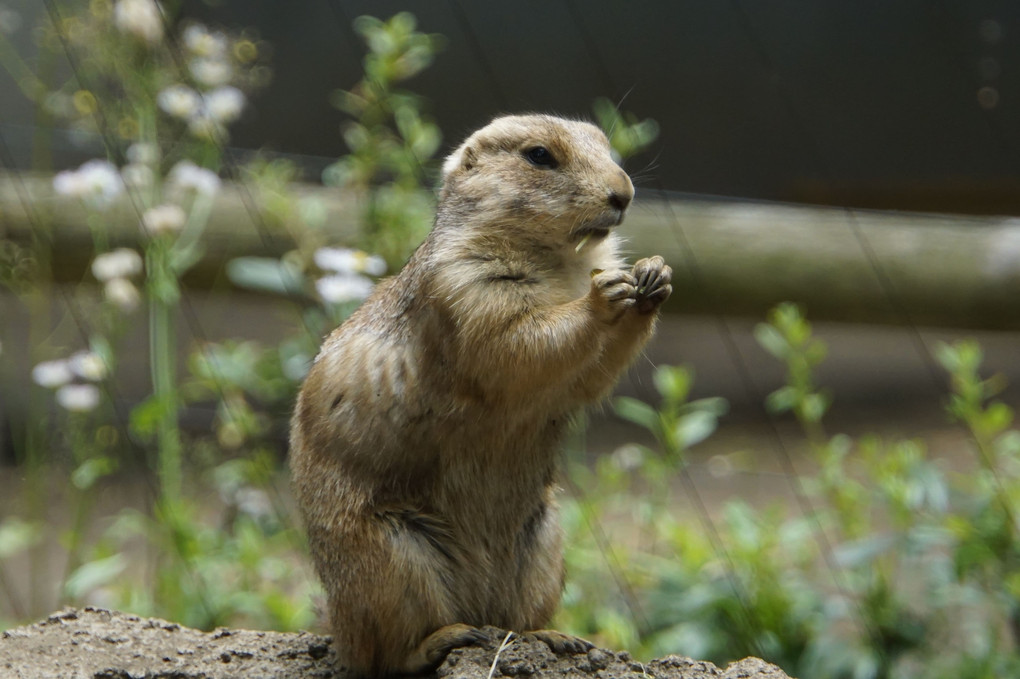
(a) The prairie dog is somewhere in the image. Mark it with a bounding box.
[290,114,672,678]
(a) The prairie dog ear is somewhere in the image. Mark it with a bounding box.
[442,143,478,180]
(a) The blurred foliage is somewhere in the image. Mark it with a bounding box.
[557,304,1020,678]
[592,97,660,162]
[0,0,315,633]
[323,11,445,269]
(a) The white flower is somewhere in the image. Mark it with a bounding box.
[92,248,143,282]
[314,247,386,277]
[315,274,374,304]
[79,160,123,206]
[53,170,90,199]
[56,384,101,412]
[168,160,221,196]
[157,84,201,119]
[236,487,272,520]
[121,163,154,189]
[189,57,233,88]
[68,351,108,381]
[281,352,311,382]
[314,247,358,274]
[32,360,73,388]
[141,204,187,236]
[126,142,158,165]
[113,0,164,45]
[361,254,387,276]
[187,112,226,141]
[203,86,245,123]
[54,159,123,209]
[104,278,141,312]
[182,24,228,59]
[611,444,645,472]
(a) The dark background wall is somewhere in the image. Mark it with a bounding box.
[188,0,1020,214]
[4,1,1020,214]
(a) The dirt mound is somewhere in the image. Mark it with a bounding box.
[0,607,793,679]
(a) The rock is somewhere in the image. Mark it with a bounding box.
[0,608,794,679]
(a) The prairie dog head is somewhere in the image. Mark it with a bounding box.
[440,114,635,248]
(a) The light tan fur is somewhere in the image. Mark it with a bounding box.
[290,114,672,678]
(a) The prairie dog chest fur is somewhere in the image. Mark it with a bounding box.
[290,113,673,679]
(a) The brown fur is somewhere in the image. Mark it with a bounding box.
[290,114,672,678]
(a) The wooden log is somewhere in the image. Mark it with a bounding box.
[627,196,1020,328]
[3,171,1019,328]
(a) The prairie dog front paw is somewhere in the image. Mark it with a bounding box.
[590,268,637,322]
[631,256,672,314]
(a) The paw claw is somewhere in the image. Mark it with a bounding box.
[630,256,672,314]
[591,269,637,320]
[527,629,594,655]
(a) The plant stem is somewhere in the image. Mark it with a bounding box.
[149,250,181,503]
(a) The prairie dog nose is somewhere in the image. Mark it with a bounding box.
[607,170,635,212]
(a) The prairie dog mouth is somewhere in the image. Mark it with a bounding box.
[571,225,611,243]
[571,210,623,242]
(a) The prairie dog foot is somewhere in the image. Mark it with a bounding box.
[591,268,637,322]
[631,256,672,314]
[525,629,595,655]
[401,623,488,674]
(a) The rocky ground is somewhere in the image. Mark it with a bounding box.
[0,607,792,679]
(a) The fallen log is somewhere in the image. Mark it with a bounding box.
[3,170,1018,328]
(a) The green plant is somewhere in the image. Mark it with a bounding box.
[592,97,660,162]
[0,0,304,631]
[0,6,448,635]
[558,304,1020,678]
[323,12,445,269]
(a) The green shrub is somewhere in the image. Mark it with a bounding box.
[558,303,1020,678]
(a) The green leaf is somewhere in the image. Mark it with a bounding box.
[765,386,797,414]
[614,396,659,433]
[170,242,205,274]
[994,430,1020,459]
[227,257,306,297]
[754,322,788,359]
[675,410,718,448]
[72,456,119,490]
[129,395,167,438]
[934,341,960,373]
[981,402,1013,434]
[688,396,729,417]
[833,533,896,568]
[801,392,831,423]
[0,517,42,560]
[653,365,692,401]
[64,553,127,599]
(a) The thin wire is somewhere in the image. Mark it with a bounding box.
[322,0,434,187]
[37,0,264,623]
[728,0,1016,527]
[921,0,1020,524]
[562,0,622,103]
[39,0,242,447]
[562,475,653,637]
[149,5,322,344]
[553,0,776,657]
[445,0,509,111]
[0,124,155,488]
[655,183,875,645]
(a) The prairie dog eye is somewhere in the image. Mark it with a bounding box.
[523,146,557,168]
